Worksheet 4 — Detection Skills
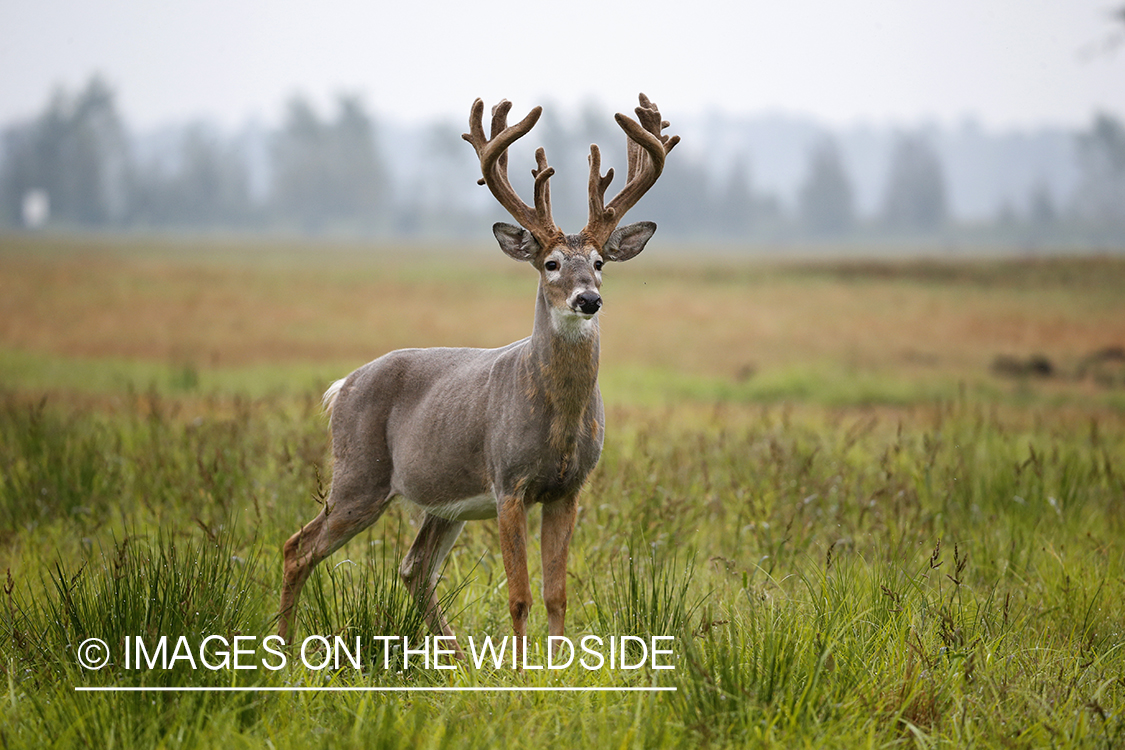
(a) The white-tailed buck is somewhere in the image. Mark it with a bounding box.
[278,94,678,656]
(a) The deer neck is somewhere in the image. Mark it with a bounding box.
[525,283,601,449]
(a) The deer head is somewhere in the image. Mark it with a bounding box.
[463,94,679,327]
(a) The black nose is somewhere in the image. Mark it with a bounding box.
[575,291,602,315]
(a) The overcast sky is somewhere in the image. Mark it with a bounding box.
[1,0,1122,131]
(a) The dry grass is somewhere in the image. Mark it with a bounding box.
[3,236,1124,398]
[0,239,527,367]
[607,255,1125,380]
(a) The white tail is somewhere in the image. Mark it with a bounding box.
[278,95,678,661]
[321,378,346,414]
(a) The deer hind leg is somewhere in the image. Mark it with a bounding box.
[541,495,578,655]
[278,478,394,643]
[399,513,465,655]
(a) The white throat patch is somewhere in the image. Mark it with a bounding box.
[550,306,598,340]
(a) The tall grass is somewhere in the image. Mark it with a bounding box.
[675,543,1125,747]
[586,541,702,640]
[299,541,459,676]
[1,384,1124,747]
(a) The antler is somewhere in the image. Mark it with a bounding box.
[582,93,680,247]
[463,99,563,248]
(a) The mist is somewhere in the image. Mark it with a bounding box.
[1,76,1123,250]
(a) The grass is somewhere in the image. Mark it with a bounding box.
[1,234,1124,747]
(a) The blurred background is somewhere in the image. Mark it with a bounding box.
[1,0,1123,250]
[5,8,1125,747]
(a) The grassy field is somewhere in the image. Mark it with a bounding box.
[2,234,1124,748]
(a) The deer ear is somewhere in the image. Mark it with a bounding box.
[493,222,541,261]
[603,221,656,262]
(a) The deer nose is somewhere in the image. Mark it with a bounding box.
[575,291,602,315]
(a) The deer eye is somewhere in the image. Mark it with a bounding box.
[544,260,559,272]
[593,260,603,272]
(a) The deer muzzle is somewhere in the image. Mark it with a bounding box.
[573,291,602,316]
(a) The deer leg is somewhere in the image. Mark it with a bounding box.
[278,512,324,644]
[278,482,393,643]
[541,495,577,656]
[400,513,466,656]
[498,494,531,664]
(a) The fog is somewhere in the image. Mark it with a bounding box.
[1,2,1123,247]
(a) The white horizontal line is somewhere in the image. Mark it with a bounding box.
[75,686,676,693]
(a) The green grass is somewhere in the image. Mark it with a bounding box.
[7,346,1125,414]
[2,388,1123,748]
[2,239,1124,747]
[0,346,349,399]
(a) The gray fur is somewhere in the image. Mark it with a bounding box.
[279,94,673,655]
[276,232,647,650]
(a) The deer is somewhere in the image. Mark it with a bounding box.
[277,94,678,660]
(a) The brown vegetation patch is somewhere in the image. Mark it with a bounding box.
[3,238,1124,391]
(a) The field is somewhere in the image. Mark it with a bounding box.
[2,234,1124,748]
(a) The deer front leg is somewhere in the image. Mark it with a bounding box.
[497,494,531,664]
[541,495,577,656]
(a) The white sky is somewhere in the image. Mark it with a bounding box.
[1,0,1122,130]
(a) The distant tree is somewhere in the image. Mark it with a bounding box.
[641,152,710,238]
[881,135,948,233]
[531,104,586,230]
[333,97,389,220]
[0,128,26,226]
[1072,112,1125,234]
[1078,4,1125,60]
[0,76,128,227]
[574,99,620,166]
[712,155,755,237]
[1027,182,1057,227]
[270,94,390,232]
[797,138,855,236]
[402,118,484,236]
[995,200,1017,228]
[128,123,253,227]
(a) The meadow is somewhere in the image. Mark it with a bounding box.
[1,234,1124,748]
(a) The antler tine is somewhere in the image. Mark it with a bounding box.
[582,93,679,247]
[532,148,556,230]
[489,99,513,139]
[586,144,616,230]
[463,98,561,247]
[490,100,513,188]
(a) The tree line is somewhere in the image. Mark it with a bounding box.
[2,76,1123,244]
